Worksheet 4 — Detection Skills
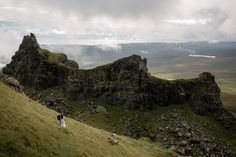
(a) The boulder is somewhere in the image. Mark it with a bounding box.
[107,137,119,145]
[0,74,23,92]
[95,105,107,113]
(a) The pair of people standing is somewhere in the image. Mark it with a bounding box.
[57,113,66,128]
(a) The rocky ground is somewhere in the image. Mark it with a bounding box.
[153,110,234,156]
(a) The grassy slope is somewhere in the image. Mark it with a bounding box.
[38,48,67,64]
[218,78,236,116]
[221,92,236,116]
[0,81,175,157]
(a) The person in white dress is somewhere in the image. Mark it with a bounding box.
[57,113,66,128]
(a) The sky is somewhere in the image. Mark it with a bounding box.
[0,0,236,65]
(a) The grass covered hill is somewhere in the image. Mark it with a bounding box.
[0,81,175,157]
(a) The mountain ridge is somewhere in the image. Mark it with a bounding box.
[3,33,235,129]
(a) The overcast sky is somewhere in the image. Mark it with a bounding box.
[0,0,236,64]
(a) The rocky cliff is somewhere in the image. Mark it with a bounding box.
[3,33,235,129]
[3,33,78,89]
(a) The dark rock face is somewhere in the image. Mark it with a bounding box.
[3,33,235,129]
[2,33,78,90]
[67,55,149,109]
[199,72,215,82]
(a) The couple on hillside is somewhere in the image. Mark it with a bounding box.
[57,112,66,128]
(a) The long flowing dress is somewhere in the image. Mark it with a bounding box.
[60,117,66,128]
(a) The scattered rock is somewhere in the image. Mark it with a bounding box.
[177,132,183,137]
[0,74,23,92]
[176,148,186,155]
[107,137,119,145]
[96,105,107,113]
[184,132,191,138]
[180,140,188,146]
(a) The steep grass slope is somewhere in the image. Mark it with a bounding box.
[0,81,175,157]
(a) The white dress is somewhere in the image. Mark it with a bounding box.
[60,117,66,128]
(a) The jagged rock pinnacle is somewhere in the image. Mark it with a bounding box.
[19,33,39,50]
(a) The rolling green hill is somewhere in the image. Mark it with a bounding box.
[0,81,175,157]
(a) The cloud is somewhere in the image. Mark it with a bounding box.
[1,0,235,42]
[0,62,5,71]
[166,19,211,25]
[0,29,22,64]
[0,0,236,65]
[97,44,122,51]
[140,50,148,54]
[52,29,66,35]
[28,0,178,19]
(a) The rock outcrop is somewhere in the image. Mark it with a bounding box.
[3,33,78,89]
[3,33,235,129]
[0,73,23,92]
[66,54,149,109]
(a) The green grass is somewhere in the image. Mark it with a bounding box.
[208,79,236,116]
[221,92,236,116]
[38,48,67,64]
[0,81,175,157]
[149,75,169,83]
